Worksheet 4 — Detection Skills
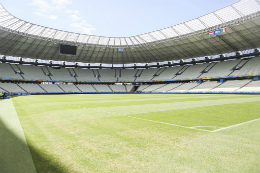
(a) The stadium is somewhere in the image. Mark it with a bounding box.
[0,0,260,172]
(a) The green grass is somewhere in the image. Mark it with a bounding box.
[12,94,260,173]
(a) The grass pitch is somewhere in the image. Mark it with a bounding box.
[11,94,260,172]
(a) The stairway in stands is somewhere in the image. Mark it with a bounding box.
[92,69,100,81]
[138,84,150,92]
[107,85,114,92]
[228,58,251,76]
[15,64,24,79]
[46,67,54,80]
[235,79,253,91]
[9,64,24,79]
[57,85,65,92]
[17,84,28,93]
[153,84,167,92]
[167,83,185,91]
[197,63,216,78]
[226,59,246,76]
[15,65,25,79]
[188,83,201,91]
[71,69,79,80]
[131,86,139,93]
[74,84,83,92]
[41,67,52,80]
[38,84,48,93]
[209,82,223,91]
[0,86,8,93]
[133,70,140,81]
[67,68,78,81]
[115,69,121,82]
[134,69,143,81]
[172,66,189,79]
[151,68,166,80]
[91,85,99,92]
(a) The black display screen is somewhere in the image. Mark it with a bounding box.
[60,44,77,55]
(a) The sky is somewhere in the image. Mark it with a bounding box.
[1,0,237,37]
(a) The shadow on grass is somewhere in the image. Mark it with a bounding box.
[0,119,70,173]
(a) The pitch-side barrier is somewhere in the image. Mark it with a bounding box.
[145,91,260,94]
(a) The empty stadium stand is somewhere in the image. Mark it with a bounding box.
[76,84,97,92]
[168,82,199,92]
[109,85,127,92]
[1,56,260,95]
[0,63,23,80]
[18,84,46,93]
[211,80,252,92]
[136,85,151,92]
[92,85,113,92]
[1,78,260,94]
[18,65,50,80]
[47,67,75,81]
[59,84,81,93]
[125,85,134,92]
[231,57,260,76]
[99,69,117,82]
[39,84,64,93]
[141,84,166,92]
[120,69,138,81]
[137,68,161,81]
[1,57,260,82]
[0,83,26,93]
[200,59,242,78]
[0,85,8,93]
[76,69,99,81]
[177,64,209,79]
[153,66,183,80]
[155,83,183,92]
[237,80,260,92]
[189,81,220,92]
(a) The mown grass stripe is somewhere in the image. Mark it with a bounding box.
[124,115,212,132]
[94,97,260,115]
[211,118,260,132]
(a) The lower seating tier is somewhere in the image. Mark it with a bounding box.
[1,79,260,94]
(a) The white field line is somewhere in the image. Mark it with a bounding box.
[58,102,211,132]
[59,102,260,133]
[124,115,212,132]
[211,118,260,132]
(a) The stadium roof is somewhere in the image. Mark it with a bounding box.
[0,0,260,64]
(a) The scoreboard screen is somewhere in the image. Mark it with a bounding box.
[60,44,77,55]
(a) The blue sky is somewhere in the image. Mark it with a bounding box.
[1,0,236,37]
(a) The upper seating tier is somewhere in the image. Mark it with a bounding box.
[0,57,260,82]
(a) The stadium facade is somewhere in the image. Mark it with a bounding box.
[0,0,260,97]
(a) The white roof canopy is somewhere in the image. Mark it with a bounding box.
[0,0,259,64]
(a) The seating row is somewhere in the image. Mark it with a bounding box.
[0,83,132,93]
[137,79,259,92]
[1,79,259,93]
[1,57,259,82]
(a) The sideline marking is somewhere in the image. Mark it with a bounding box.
[59,101,260,133]
[124,115,212,132]
[69,105,212,132]
[211,118,260,132]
